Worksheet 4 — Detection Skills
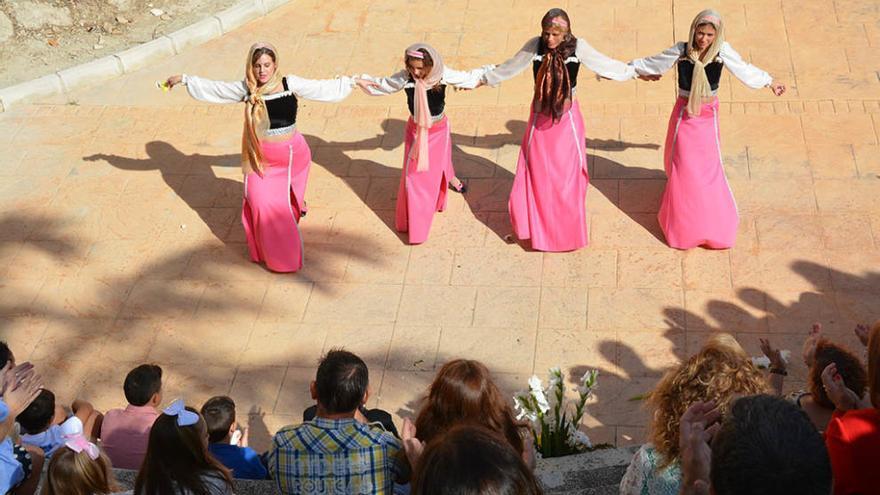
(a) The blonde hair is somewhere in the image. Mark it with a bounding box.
[242,42,282,175]
[41,447,119,495]
[648,333,769,467]
[685,9,725,116]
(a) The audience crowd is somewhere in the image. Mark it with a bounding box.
[0,320,877,495]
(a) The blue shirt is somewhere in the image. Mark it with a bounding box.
[0,401,24,492]
[208,443,268,480]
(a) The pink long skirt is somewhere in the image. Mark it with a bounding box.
[395,116,452,244]
[658,97,738,249]
[241,132,311,272]
[509,100,589,252]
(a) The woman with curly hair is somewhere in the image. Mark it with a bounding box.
[619,334,769,495]
[403,360,535,469]
[479,8,639,252]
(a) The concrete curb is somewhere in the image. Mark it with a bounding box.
[0,0,293,112]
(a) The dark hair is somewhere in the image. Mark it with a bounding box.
[412,425,542,495]
[201,396,236,444]
[251,47,276,66]
[416,360,527,456]
[17,389,55,434]
[535,8,578,121]
[710,395,831,495]
[315,349,369,414]
[135,406,233,495]
[810,339,867,409]
[124,364,163,407]
[0,341,11,367]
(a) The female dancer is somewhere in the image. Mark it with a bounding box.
[356,43,490,244]
[479,8,637,252]
[629,9,785,249]
[164,42,358,272]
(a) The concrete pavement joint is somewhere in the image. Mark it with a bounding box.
[0,0,295,112]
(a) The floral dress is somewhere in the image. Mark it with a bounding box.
[619,444,682,495]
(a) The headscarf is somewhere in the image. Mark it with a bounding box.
[534,13,578,122]
[242,42,282,175]
[685,10,725,116]
[404,43,444,173]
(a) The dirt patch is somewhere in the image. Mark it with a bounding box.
[0,0,242,88]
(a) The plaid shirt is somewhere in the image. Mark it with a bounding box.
[268,417,404,495]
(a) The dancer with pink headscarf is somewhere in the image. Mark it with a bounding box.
[163,43,358,273]
[629,10,786,249]
[478,8,640,252]
[356,43,492,244]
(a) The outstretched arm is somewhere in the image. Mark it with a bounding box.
[482,37,540,86]
[442,65,496,89]
[284,74,357,102]
[355,69,409,95]
[629,42,684,77]
[720,42,784,95]
[163,74,248,103]
[576,38,637,81]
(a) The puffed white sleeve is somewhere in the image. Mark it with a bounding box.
[283,74,356,102]
[482,37,540,86]
[719,42,773,89]
[576,38,636,81]
[356,69,409,96]
[629,42,685,76]
[441,65,496,89]
[182,74,248,103]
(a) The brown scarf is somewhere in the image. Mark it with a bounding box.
[534,45,573,122]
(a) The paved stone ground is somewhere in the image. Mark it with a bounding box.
[2,0,879,451]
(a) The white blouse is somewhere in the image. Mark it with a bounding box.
[629,41,773,89]
[357,65,495,95]
[181,74,356,103]
[483,36,636,86]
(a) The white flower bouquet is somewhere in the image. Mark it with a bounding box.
[513,367,599,458]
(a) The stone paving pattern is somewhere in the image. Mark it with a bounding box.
[1,0,879,451]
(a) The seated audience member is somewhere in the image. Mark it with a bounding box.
[822,322,880,495]
[677,395,831,495]
[619,334,768,495]
[303,404,399,438]
[134,399,233,495]
[41,429,120,495]
[1,361,44,495]
[411,424,542,495]
[784,324,867,432]
[100,364,163,470]
[268,349,406,494]
[409,360,534,469]
[200,396,268,480]
[16,390,102,456]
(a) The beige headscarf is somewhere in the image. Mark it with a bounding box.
[685,10,724,116]
[242,42,282,175]
[404,43,444,173]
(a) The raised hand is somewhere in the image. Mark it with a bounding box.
[401,418,425,467]
[678,401,721,495]
[2,363,42,415]
[802,322,822,366]
[821,363,867,411]
[854,323,869,347]
[759,338,786,371]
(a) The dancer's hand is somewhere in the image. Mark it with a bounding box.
[769,82,786,96]
[163,75,183,90]
[355,78,380,94]
[638,74,662,81]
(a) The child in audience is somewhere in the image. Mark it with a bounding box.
[16,390,102,457]
[40,429,120,495]
[200,396,268,480]
[100,364,163,470]
[135,399,233,495]
[1,358,44,495]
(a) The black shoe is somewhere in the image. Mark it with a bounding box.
[449,180,468,194]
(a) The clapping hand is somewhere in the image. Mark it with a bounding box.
[1,362,42,415]
[820,363,868,411]
[678,401,721,495]
[759,338,786,371]
[854,323,870,347]
[401,418,425,467]
[802,323,822,366]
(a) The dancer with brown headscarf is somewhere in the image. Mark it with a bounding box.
[479,8,639,252]
[163,43,358,273]
[629,10,786,249]
[356,43,492,244]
